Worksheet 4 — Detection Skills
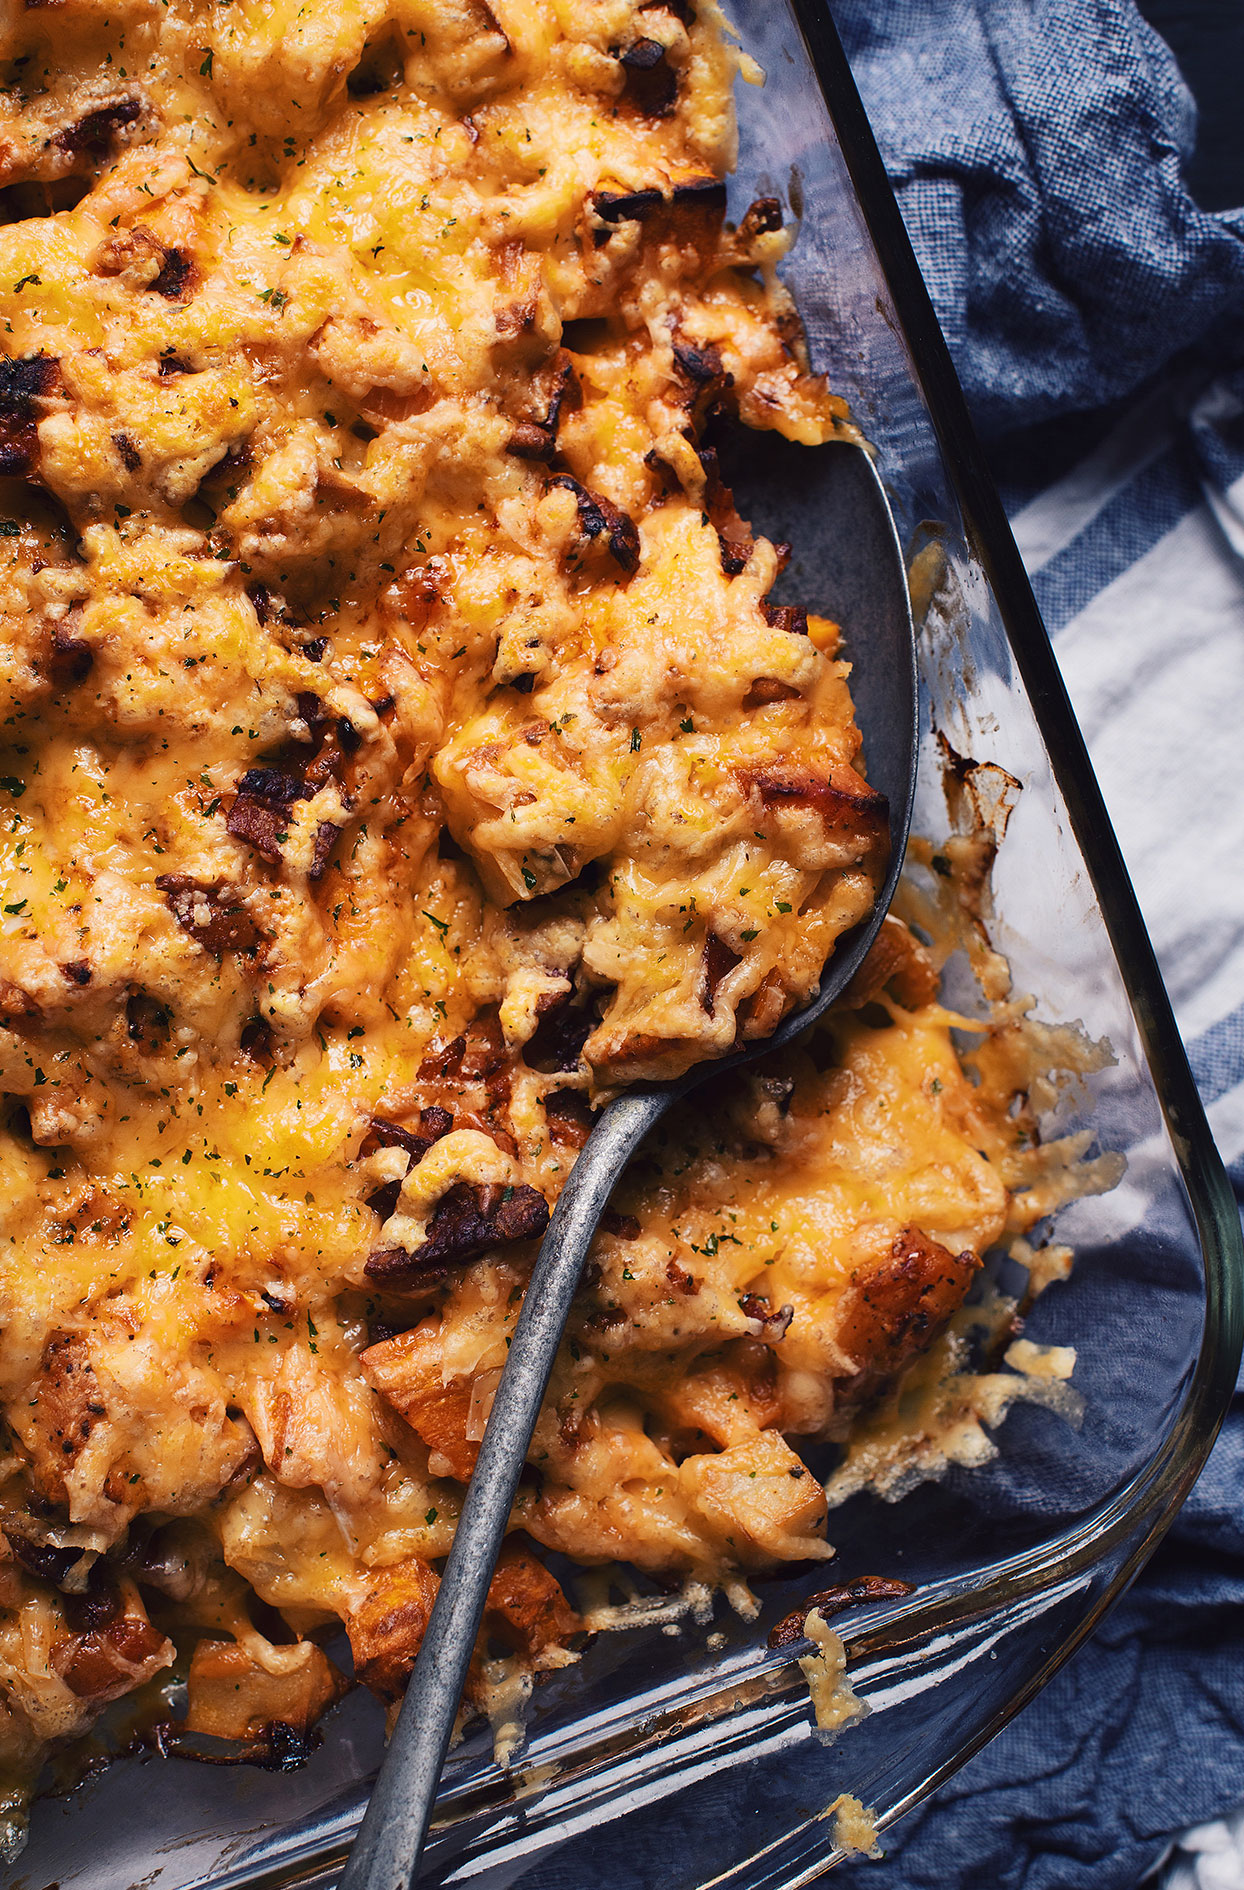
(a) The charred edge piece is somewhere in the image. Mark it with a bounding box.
[47,624,93,687]
[361,1108,454,1164]
[767,1575,916,1650]
[738,1292,793,1339]
[737,196,784,244]
[700,930,741,1015]
[741,762,889,838]
[0,354,59,476]
[591,176,727,247]
[364,1181,550,1284]
[550,475,639,576]
[126,992,170,1049]
[760,602,809,637]
[155,875,261,957]
[158,353,193,376]
[199,439,252,491]
[590,186,663,246]
[51,96,142,158]
[671,337,725,390]
[618,37,677,117]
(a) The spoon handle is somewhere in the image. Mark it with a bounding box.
[339,1084,673,1890]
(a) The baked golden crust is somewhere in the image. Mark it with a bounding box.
[0,0,1082,1832]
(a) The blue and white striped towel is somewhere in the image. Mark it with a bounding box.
[828,2,1244,1885]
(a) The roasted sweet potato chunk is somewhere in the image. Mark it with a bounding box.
[833,1225,981,1412]
[361,1317,479,1479]
[347,1559,440,1702]
[185,1639,346,1742]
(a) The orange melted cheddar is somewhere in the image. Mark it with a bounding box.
[0,0,1101,1844]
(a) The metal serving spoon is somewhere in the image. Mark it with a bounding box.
[340,442,917,1890]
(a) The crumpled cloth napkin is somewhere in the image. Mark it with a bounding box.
[825,3,1244,1886]
[831,0,1244,439]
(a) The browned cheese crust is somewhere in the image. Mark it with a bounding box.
[0,0,1067,1826]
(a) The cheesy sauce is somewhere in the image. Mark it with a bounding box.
[0,0,1100,1840]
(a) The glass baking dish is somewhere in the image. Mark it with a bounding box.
[14,5,1242,1887]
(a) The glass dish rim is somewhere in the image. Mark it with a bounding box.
[19,11,1242,1888]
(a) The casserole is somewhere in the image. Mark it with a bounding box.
[12,4,1242,1887]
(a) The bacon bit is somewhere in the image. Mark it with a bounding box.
[111,430,141,472]
[507,348,581,458]
[47,623,94,686]
[759,601,809,636]
[158,353,193,376]
[360,1107,454,1164]
[0,354,59,476]
[226,794,286,865]
[739,1292,793,1339]
[125,992,170,1050]
[523,990,593,1074]
[743,677,801,709]
[421,1011,507,1083]
[666,1256,698,1295]
[767,1576,916,1650]
[550,475,640,577]
[59,960,91,986]
[700,930,741,1014]
[601,1211,641,1239]
[590,177,726,250]
[149,246,195,300]
[544,1089,595,1149]
[364,1180,550,1284]
[618,37,677,117]
[55,1608,168,1700]
[309,820,340,878]
[51,96,143,157]
[239,1016,274,1064]
[155,875,261,957]
[508,420,556,462]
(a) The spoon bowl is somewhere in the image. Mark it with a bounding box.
[340,440,917,1890]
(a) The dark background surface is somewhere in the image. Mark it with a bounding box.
[1137,0,1244,209]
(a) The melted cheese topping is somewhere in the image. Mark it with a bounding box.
[0,0,1097,1830]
